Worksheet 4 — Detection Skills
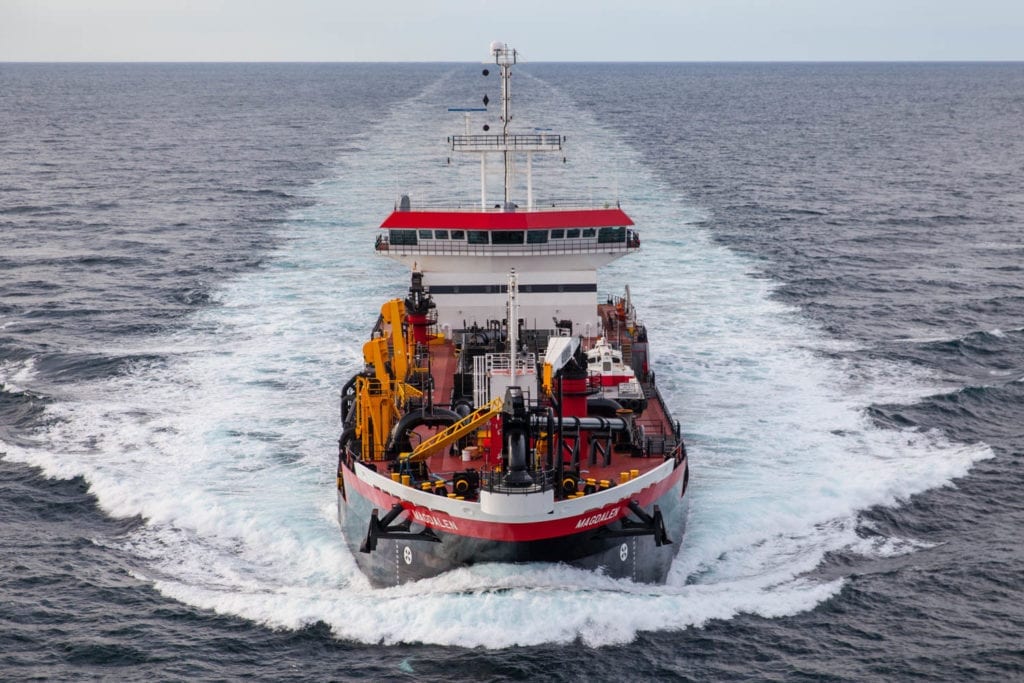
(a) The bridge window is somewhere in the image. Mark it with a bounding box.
[418,229,433,239]
[566,229,580,238]
[550,229,564,239]
[390,229,417,245]
[434,230,449,239]
[598,227,627,243]
[451,230,465,240]
[582,228,596,238]
[527,230,548,244]
[468,230,489,244]
[492,231,525,245]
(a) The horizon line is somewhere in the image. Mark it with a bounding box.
[4,59,1023,65]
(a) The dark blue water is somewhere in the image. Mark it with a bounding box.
[2,62,1022,680]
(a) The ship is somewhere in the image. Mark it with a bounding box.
[336,43,690,587]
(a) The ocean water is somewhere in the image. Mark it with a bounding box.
[1,62,1022,680]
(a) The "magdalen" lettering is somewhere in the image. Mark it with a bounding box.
[412,510,459,531]
[574,509,619,529]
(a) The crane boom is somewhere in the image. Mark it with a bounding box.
[399,397,504,463]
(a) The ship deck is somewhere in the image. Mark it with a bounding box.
[414,305,678,488]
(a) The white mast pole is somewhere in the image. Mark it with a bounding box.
[492,43,516,209]
[527,152,533,209]
[481,153,487,210]
[508,268,519,388]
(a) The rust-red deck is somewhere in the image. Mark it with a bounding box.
[416,327,676,486]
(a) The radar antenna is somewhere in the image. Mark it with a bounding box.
[491,41,518,207]
[450,43,562,211]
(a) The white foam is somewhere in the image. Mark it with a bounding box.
[0,357,39,394]
[0,68,993,648]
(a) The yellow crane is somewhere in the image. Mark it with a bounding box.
[353,297,425,460]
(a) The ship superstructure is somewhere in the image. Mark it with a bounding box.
[336,43,689,587]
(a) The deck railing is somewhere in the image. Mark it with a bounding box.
[375,231,640,256]
[391,197,623,212]
[450,133,563,152]
[480,468,557,494]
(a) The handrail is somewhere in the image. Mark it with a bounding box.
[391,198,622,212]
[451,133,563,151]
[480,468,557,494]
[375,233,639,257]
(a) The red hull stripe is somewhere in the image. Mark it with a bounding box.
[344,461,685,543]
[380,208,634,230]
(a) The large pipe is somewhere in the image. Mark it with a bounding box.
[339,372,361,424]
[529,415,629,432]
[504,430,533,487]
[385,407,462,455]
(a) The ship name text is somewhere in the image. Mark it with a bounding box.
[413,510,459,531]
[575,509,619,529]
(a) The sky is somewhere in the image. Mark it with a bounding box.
[1,0,1023,62]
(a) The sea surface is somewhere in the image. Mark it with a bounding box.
[1,62,1022,680]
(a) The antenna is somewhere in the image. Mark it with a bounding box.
[507,268,519,387]
[491,41,518,207]
[449,44,561,211]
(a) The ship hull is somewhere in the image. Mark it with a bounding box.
[338,458,689,588]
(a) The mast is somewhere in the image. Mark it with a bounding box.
[449,43,561,212]
[491,42,517,207]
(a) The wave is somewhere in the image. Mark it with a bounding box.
[872,381,1024,445]
[0,204,66,215]
[880,328,1024,388]
[228,188,296,200]
[0,386,49,438]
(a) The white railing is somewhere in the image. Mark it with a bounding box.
[450,133,563,152]
[392,197,624,212]
[375,232,640,256]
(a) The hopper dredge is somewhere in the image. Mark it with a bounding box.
[336,44,690,587]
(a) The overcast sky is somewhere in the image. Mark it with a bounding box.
[2,0,1023,62]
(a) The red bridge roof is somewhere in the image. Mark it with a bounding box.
[380,208,634,230]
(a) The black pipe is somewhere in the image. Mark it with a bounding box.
[385,407,461,455]
[530,415,628,431]
[586,396,624,418]
[339,372,360,424]
[504,430,533,487]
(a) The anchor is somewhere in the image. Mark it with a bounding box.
[360,503,442,554]
[595,500,672,547]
